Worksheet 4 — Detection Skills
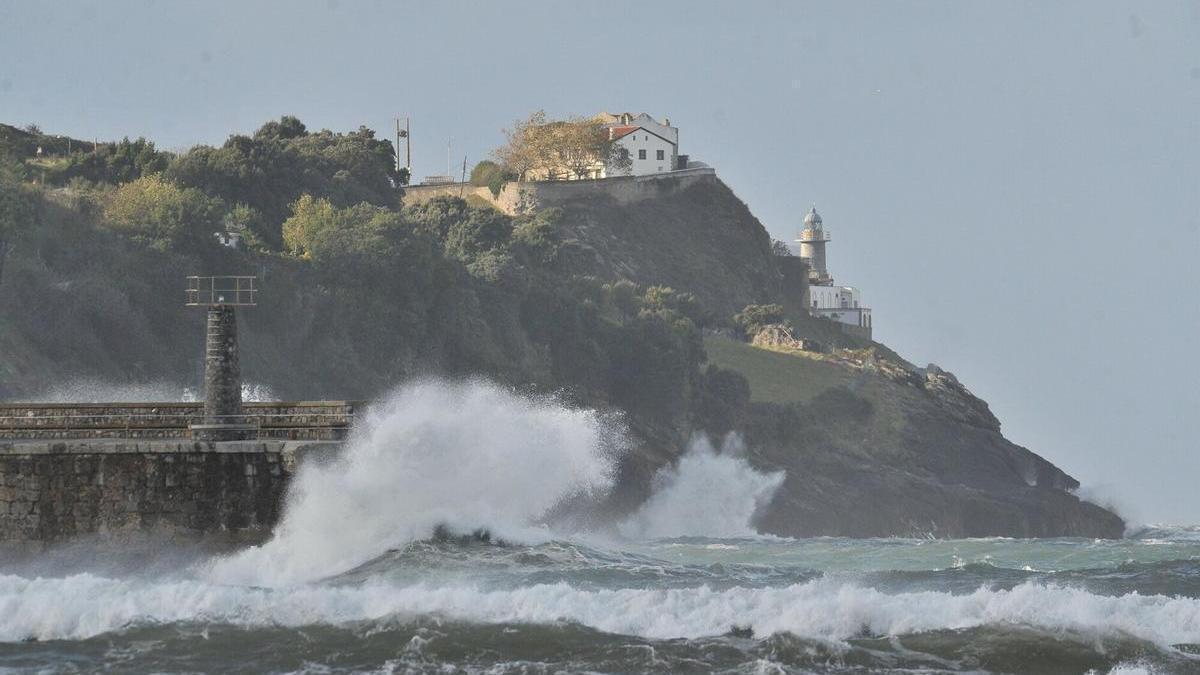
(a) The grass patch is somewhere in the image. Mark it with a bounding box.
[704,335,855,404]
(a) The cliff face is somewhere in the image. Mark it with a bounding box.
[707,338,1122,538]
[542,174,782,319]
[526,175,1123,538]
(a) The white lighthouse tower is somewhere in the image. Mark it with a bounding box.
[797,206,832,285]
[795,206,873,338]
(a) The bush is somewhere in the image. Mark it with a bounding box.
[696,365,752,434]
[511,208,562,265]
[469,160,515,198]
[60,137,170,185]
[103,175,222,250]
[282,194,407,264]
[167,117,400,248]
[734,303,786,339]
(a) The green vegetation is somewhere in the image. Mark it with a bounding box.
[703,335,853,404]
[165,116,400,247]
[60,137,170,185]
[104,174,222,250]
[469,160,514,197]
[733,303,787,338]
[0,117,751,437]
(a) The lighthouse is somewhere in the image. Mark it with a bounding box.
[797,206,832,285]
[795,206,873,338]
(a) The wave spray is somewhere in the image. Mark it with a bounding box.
[207,380,620,586]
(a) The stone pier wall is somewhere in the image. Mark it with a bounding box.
[0,401,361,440]
[0,440,337,542]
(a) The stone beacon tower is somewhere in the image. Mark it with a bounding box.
[797,206,832,286]
[186,276,259,441]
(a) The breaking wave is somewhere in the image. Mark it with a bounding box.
[619,435,784,539]
[0,574,1197,647]
[206,380,622,586]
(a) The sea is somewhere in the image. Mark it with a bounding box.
[1,381,1196,674]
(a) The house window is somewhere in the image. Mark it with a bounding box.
[656,149,665,160]
[638,149,647,160]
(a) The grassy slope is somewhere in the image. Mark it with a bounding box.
[704,335,911,460]
[704,336,853,404]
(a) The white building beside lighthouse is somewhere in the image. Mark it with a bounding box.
[796,207,872,338]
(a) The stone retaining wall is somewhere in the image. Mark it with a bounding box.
[0,439,339,542]
[402,167,718,215]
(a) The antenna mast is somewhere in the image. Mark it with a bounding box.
[395,116,411,177]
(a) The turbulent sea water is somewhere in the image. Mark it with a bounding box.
[1,381,1197,674]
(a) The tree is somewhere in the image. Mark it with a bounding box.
[253,115,307,141]
[103,174,222,249]
[509,115,630,181]
[493,110,546,181]
[282,194,409,264]
[771,239,793,256]
[166,117,401,249]
[511,207,562,264]
[470,160,514,197]
[443,206,513,263]
[554,118,620,180]
[61,137,170,185]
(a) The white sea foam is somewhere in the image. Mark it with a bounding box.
[1,575,1197,647]
[205,380,621,586]
[18,380,276,403]
[618,435,785,539]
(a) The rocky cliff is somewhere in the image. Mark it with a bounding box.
[539,176,1123,538]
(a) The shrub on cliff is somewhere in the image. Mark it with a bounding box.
[469,160,514,198]
[734,303,787,339]
[696,364,752,435]
[281,194,418,270]
[103,174,222,250]
[511,207,562,264]
[60,137,170,185]
[166,117,401,248]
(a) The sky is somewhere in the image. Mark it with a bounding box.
[1,0,1197,524]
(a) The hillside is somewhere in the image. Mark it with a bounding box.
[0,118,1123,538]
[706,337,1121,537]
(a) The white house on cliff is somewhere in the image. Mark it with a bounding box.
[595,112,683,177]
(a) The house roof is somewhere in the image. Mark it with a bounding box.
[607,124,676,146]
[608,125,639,140]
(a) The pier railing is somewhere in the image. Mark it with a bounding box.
[0,401,361,441]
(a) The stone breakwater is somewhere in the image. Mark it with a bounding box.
[0,402,359,441]
[0,439,340,542]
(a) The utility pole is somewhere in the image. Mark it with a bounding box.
[406,117,411,172]
[459,156,468,197]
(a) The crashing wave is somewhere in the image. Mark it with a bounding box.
[0,574,1197,649]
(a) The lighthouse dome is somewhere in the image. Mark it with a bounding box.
[804,206,822,227]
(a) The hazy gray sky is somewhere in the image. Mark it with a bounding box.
[2,0,1197,523]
